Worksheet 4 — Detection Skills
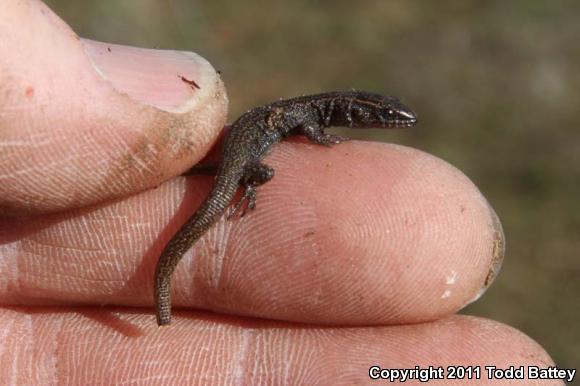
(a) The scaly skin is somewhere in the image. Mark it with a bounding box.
[154,91,418,326]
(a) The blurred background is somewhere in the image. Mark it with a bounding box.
[45,0,578,368]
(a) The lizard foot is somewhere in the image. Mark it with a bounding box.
[227,162,275,219]
[228,185,257,218]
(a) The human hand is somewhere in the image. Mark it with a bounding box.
[0,1,559,384]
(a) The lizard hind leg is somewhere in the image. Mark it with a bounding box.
[228,162,275,218]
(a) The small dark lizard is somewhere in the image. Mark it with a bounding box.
[154,90,418,325]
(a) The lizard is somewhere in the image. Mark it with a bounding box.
[154,90,418,326]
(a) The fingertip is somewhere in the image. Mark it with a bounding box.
[258,143,507,324]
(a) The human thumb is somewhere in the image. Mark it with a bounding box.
[0,0,227,214]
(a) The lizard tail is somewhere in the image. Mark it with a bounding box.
[154,177,238,326]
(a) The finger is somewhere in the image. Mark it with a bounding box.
[0,310,558,385]
[0,0,227,214]
[0,143,504,325]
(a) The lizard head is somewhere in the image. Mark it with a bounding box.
[349,92,418,129]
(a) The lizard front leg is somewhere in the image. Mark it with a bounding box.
[229,162,275,218]
[301,124,349,146]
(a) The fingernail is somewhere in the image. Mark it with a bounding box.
[81,39,218,113]
[470,203,506,303]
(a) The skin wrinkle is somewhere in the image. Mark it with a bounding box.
[286,331,310,384]
[217,224,253,310]
[0,309,559,384]
[0,100,516,356]
[0,152,83,181]
[203,216,232,291]
[6,320,18,385]
[224,209,310,314]
[0,238,20,296]
[317,147,412,320]
[128,85,224,183]
[0,36,228,213]
[0,138,51,148]
[173,248,195,311]
[1,143,502,330]
[25,235,102,255]
[187,217,231,296]
[21,198,149,296]
[0,96,50,113]
[252,332,269,382]
[217,148,321,314]
[337,208,395,318]
[148,142,496,326]
[20,313,34,381]
[232,329,251,384]
[17,222,125,297]
[407,154,491,312]
[98,122,168,197]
